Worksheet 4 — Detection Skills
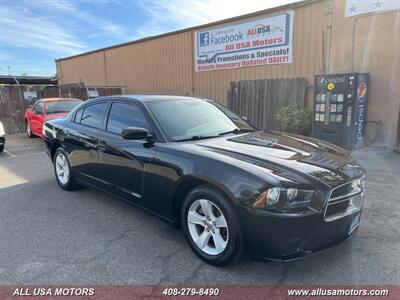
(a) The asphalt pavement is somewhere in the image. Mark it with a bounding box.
[0,134,399,284]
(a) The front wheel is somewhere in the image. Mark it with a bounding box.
[53,148,78,190]
[181,185,244,266]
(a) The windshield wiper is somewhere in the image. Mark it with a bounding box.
[174,135,219,142]
[218,128,254,136]
[175,128,255,142]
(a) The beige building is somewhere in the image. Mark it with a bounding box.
[56,0,400,148]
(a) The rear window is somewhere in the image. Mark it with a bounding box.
[76,103,108,129]
[46,100,82,114]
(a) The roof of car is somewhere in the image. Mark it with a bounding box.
[42,98,82,102]
[92,95,204,103]
[122,95,204,102]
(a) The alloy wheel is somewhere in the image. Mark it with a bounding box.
[187,199,229,255]
[55,152,70,185]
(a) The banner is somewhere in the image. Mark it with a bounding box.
[0,285,397,299]
[345,0,400,17]
[195,11,294,72]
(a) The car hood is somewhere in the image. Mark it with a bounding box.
[45,112,68,121]
[185,131,364,188]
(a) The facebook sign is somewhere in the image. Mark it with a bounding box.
[199,32,210,47]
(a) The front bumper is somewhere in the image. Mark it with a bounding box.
[43,137,52,158]
[239,207,361,262]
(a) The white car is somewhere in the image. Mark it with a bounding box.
[0,121,5,153]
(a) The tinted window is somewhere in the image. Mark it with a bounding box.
[107,102,149,134]
[79,103,108,129]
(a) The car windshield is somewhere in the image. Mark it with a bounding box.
[147,99,245,141]
[208,101,254,131]
[46,100,82,114]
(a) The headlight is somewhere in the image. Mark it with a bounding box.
[351,178,361,190]
[266,187,280,206]
[254,188,321,210]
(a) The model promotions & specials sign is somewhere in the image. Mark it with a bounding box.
[195,11,294,72]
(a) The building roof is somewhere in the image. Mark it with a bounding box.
[0,75,57,85]
[56,0,319,62]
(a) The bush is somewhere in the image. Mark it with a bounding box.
[275,104,312,135]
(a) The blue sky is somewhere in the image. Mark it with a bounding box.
[0,0,299,76]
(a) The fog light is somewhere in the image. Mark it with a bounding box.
[266,187,280,206]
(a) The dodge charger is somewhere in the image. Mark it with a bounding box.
[43,95,366,266]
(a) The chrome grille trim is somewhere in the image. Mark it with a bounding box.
[324,176,365,222]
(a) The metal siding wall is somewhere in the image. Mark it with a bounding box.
[58,52,106,86]
[103,31,193,95]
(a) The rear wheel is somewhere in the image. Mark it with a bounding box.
[181,185,244,266]
[53,148,78,190]
[26,121,34,138]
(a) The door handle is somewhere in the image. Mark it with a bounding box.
[96,142,106,152]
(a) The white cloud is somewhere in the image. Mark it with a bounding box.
[33,0,128,39]
[0,7,86,55]
[133,0,301,39]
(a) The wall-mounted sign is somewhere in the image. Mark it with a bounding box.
[195,11,294,72]
[345,0,400,17]
[23,91,37,101]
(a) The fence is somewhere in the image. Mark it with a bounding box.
[0,85,123,134]
[228,78,306,131]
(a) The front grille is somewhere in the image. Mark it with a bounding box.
[330,182,352,199]
[326,200,350,216]
[324,176,365,222]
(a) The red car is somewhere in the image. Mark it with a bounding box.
[24,98,83,138]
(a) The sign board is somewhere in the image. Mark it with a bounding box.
[195,11,293,72]
[345,0,400,17]
[23,91,37,101]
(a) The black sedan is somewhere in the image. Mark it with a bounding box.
[43,95,365,266]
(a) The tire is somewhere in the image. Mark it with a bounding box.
[0,145,3,153]
[26,121,34,138]
[181,184,244,266]
[53,148,78,190]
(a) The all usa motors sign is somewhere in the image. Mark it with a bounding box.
[195,11,294,72]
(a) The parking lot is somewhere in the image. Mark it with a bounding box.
[0,133,399,285]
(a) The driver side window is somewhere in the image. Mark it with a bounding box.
[33,101,43,115]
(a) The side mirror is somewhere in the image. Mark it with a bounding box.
[121,127,152,140]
